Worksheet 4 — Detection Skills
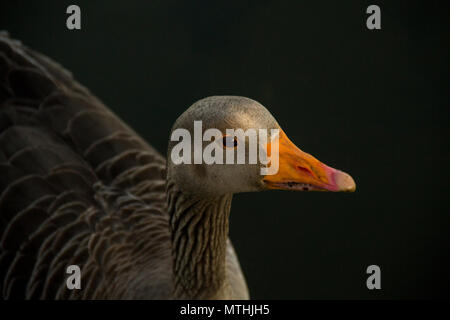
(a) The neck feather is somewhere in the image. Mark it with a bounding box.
[166,179,232,299]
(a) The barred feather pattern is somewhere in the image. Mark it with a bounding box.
[0,32,172,299]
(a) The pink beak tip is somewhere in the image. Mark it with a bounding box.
[333,170,356,192]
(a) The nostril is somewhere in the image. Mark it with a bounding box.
[296,166,313,176]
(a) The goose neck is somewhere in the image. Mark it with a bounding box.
[167,181,232,299]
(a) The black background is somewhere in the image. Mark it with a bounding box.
[1,0,449,299]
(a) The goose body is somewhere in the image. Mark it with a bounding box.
[0,33,355,299]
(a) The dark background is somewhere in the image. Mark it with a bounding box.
[1,0,449,299]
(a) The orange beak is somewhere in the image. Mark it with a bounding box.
[263,130,356,192]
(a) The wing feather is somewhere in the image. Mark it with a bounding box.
[0,32,170,299]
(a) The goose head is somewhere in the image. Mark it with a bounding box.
[167,96,355,197]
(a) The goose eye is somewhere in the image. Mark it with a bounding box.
[222,135,238,149]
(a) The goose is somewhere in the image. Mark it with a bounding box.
[0,32,355,300]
